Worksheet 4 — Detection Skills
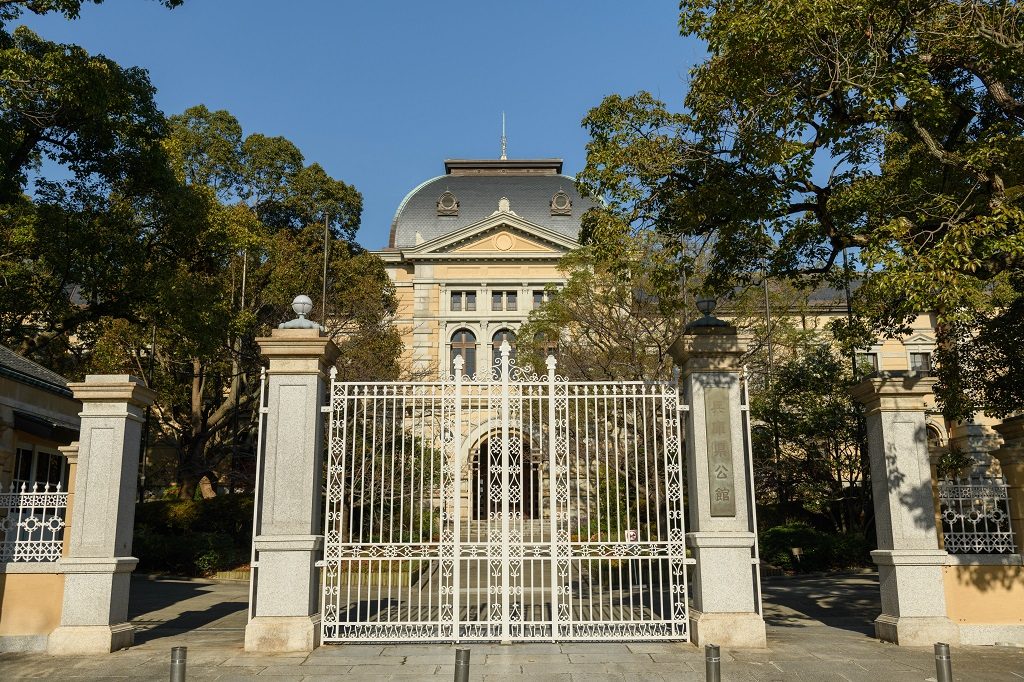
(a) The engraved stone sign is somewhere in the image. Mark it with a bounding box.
[704,385,736,516]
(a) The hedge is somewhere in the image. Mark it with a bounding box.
[759,523,872,573]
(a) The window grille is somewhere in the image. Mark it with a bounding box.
[938,474,1016,554]
[0,482,68,562]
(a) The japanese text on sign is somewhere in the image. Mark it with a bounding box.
[704,386,736,516]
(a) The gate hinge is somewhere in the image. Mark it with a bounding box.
[314,560,326,567]
[678,404,690,412]
[259,407,269,414]
[320,406,332,413]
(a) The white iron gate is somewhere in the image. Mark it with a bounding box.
[320,344,690,642]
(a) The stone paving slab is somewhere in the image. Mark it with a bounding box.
[3,574,1024,680]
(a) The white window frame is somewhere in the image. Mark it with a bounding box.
[12,442,68,489]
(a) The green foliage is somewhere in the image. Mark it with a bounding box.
[0,1,182,25]
[133,495,253,576]
[750,341,870,533]
[579,1,1024,417]
[760,523,872,573]
[85,105,401,497]
[518,238,693,381]
[342,432,444,543]
[0,21,217,374]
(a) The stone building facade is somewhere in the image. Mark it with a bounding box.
[375,157,597,379]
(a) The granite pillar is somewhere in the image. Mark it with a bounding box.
[48,375,155,654]
[245,328,338,652]
[670,322,766,647]
[992,416,1024,551]
[850,374,959,646]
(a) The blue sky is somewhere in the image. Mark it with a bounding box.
[20,0,704,249]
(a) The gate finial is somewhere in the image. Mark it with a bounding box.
[279,294,323,330]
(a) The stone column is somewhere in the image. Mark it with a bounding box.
[850,374,959,646]
[245,327,338,652]
[670,321,766,647]
[992,416,1024,549]
[48,375,155,654]
[58,442,79,559]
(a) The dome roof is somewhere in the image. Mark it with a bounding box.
[388,159,598,248]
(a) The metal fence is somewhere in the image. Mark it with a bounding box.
[0,482,68,562]
[938,475,1016,554]
[320,343,691,643]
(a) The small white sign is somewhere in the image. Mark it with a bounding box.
[625,529,638,543]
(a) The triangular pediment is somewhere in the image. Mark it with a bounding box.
[904,332,935,346]
[401,211,578,259]
[449,229,557,254]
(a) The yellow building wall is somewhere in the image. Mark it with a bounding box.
[943,564,1024,625]
[0,573,64,637]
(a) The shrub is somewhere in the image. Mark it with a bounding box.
[759,523,871,573]
[133,495,252,576]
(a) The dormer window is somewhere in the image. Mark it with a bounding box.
[550,189,572,216]
[437,190,459,216]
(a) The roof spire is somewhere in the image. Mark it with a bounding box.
[500,112,507,160]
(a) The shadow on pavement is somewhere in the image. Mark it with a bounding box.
[128,575,248,647]
[760,571,880,636]
[133,602,247,644]
[128,575,218,619]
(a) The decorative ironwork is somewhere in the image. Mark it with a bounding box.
[938,475,1016,554]
[0,482,68,562]
[320,345,689,643]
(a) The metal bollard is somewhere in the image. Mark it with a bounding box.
[934,642,953,682]
[705,643,721,682]
[454,647,470,682]
[170,646,187,682]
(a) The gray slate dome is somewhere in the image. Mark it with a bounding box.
[388,158,598,248]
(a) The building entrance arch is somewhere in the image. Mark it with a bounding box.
[471,435,539,520]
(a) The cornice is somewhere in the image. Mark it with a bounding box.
[68,375,156,408]
[849,372,936,414]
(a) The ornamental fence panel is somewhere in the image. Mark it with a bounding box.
[319,343,690,643]
[0,482,68,562]
[938,474,1016,554]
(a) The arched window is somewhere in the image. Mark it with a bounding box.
[491,329,517,375]
[534,331,558,359]
[451,329,477,378]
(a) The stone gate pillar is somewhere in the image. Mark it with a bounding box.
[850,374,959,646]
[670,313,766,647]
[48,375,155,654]
[992,416,1024,549]
[245,317,338,652]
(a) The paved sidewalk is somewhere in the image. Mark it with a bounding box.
[1,573,1022,680]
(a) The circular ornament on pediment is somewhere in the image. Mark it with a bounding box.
[494,233,514,251]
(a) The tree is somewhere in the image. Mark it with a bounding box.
[0,1,182,24]
[88,106,401,499]
[578,1,1024,418]
[517,238,690,381]
[750,343,869,534]
[0,2,193,373]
